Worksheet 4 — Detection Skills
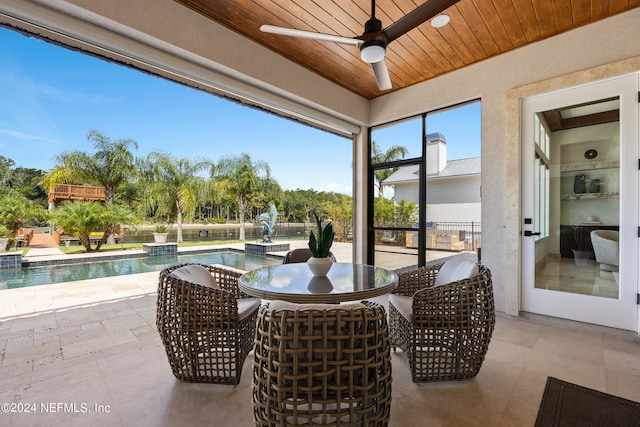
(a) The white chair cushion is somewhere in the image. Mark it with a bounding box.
[170,265,219,289]
[269,300,365,311]
[434,258,479,287]
[388,294,413,322]
[209,263,247,274]
[237,298,261,321]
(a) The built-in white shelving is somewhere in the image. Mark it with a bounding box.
[560,160,619,173]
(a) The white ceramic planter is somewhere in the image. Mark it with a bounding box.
[307,256,333,276]
[0,237,8,252]
[153,233,168,243]
[307,275,334,293]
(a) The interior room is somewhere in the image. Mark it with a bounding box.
[535,100,621,299]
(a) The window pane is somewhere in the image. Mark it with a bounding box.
[369,100,481,267]
[424,102,482,252]
[371,116,421,163]
[426,102,481,159]
[373,166,419,228]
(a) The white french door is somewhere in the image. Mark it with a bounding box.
[521,74,639,330]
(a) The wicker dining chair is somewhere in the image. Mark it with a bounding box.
[252,300,392,426]
[388,261,495,383]
[157,263,260,384]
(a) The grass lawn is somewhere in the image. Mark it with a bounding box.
[57,239,243,255]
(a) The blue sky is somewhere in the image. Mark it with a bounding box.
[0,27,480,196]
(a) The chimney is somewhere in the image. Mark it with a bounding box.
[426,132,446,175]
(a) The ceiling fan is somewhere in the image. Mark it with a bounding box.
[260,0,460,91]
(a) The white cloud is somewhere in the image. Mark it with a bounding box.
[324,182,352,196]
[0,129,59,144]
[37,83,113,105]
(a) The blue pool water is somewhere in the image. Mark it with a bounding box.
[0,250,282,290]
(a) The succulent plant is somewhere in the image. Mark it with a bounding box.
[153,223,169,233]
[308,211,335,258]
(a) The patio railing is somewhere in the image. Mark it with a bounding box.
[48,184,106,204]
[376,221,482,252]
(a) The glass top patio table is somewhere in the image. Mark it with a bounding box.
[238,262,398,303]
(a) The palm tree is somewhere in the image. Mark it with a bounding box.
[215,153,270,241]
[0,191,49,236]
[371,141,409,198]
[45,129,138,203]
[139,152,212,243]
[49,201,135,252]
[255,170,283,213]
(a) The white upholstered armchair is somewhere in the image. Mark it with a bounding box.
[590,230,619,272]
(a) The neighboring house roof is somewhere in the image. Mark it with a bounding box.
[383,157,481,185]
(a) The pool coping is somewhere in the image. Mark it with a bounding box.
[21,245,284,267]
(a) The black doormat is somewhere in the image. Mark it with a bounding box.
[535,377,640,427]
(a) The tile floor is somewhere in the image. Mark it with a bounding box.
[536,254,619,299]
[0,245,639,426]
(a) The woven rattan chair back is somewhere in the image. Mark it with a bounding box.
[389,263,495,383]
[283,248,337,263]
[252,301,392,426]
[156,263,258,384]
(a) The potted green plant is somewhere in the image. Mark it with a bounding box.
[153,223,170,243]
[307,211,335,276]
[0,225,14,252]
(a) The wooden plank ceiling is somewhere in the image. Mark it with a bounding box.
[173,0,640,100]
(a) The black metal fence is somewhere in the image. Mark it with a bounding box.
[429,221,482,251]
[376,221,481,252]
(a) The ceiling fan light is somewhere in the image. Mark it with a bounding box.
[360,40,386,63]
[431,14,450,28]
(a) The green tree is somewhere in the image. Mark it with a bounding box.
[0,192,49,235]
[281,189,336,223]
[0,225,14,250]
[103,203,137,242]
[215,153,270,241]
[139,152,212,242]
[45,129,138,203]
[322,194,352,241]
[49,201,135,252]
[373,197,395,227]
[394,199,418,227]
[371,141,408,198]
[10,167,47,204]
[253,170,283,218]
[0,156,15,188]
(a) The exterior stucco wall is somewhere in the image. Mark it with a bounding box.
[370,9,640,314]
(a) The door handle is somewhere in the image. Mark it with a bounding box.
[523,230,542,237]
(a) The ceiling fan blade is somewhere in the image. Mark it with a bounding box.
[371,60,392,90]
[383,0,460,43]
[260,25,361,46]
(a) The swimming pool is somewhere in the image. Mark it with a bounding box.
[0,250,282,290]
